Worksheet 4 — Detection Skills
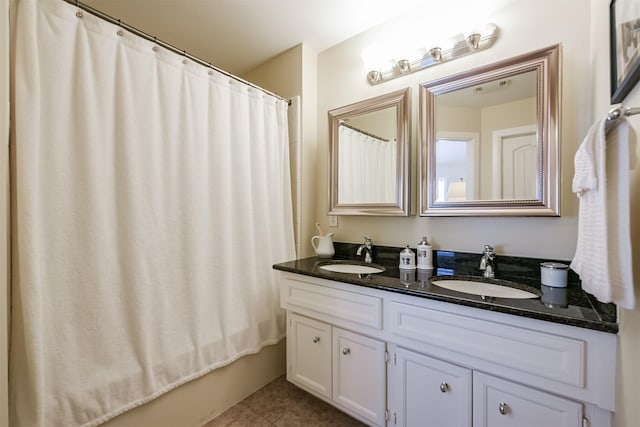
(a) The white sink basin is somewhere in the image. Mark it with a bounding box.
[432,279,538,299]
[319,263,385,274]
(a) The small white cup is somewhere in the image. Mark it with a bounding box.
[540,262,569,288]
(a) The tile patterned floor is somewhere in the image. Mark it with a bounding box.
[203,375,366,427]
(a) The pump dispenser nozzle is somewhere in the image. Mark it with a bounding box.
[417,236,433,270]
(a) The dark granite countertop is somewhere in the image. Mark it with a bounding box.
[273,242,618,334]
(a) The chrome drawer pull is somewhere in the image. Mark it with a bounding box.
[312,336,320,343]
[499,402,510,415]
[342,348,351,355]
[439,382,449,393]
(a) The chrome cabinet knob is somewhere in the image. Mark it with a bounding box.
[342,348,351,355]
[312,336,320,343]
[439,382,449,393]
[499,402,510,415]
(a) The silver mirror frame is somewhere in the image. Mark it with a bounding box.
[419,44,561,216]
[328,87,411,216]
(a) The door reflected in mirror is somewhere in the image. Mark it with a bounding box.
[420,45,561,216]
[329,88,410,216]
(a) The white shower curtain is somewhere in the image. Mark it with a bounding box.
[338,125,397,204]
[11,1,295,426]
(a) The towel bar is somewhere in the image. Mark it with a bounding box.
[606,106,640,133]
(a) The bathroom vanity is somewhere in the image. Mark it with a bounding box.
[273,247,617,427]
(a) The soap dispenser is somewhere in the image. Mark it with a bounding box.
[399,246,416,270]
[416,236,433,270]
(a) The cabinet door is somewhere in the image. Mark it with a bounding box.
[288,313,332,399]
[473,372,583,427]
[333,327,386,426]
[388,345,472,427]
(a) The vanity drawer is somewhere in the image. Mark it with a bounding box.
[389,301,585,388]
[281,276,383,330]
[473,372,583,427]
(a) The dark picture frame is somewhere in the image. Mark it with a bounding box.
[610,0,640,103]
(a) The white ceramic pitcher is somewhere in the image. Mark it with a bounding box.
[311,234,335,258]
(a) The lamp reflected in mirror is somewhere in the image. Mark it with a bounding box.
[447,178,467,201]
[435,135,479,202]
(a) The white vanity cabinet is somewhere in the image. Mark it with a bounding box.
[279,272,617,427]
[473,372,583,427]
[332,327,387,425]
[287,311,387,426]
[288,313,332,399]
[386,345,583,427]
[387,345,472,427]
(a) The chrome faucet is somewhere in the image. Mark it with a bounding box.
[479,244,496,279]
[356,236,373,263]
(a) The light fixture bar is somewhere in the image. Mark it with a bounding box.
[366,24,499,85]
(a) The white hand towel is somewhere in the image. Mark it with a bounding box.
[571,117,635,309]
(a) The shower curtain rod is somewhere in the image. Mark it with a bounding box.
[339,121,389,142]
[63,0,291,106]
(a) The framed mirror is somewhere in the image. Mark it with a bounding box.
[419,44,561,216]
[328,87,411,216]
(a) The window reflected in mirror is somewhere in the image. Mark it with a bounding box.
[436,137,478,202]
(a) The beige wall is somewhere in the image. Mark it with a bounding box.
[479,97,537,198]
[316,0,589,260]
[437,98,536,200]
[298,44,319,258]
[438,106,481,133]
[243,43,319,259]
[348,108,396,141]
[102,40,312,427]
[244,44,305,254]
[4,1,639,426]
[1,0,9,425]
[316,0,640,425]
[243,44,303,100]
[588,1,640,426]
[101,341,285,427]
[4,23,303,427]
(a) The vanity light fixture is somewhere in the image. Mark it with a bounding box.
[367,70,382,84]
[363,23,499,85]
[466,33,481,50]
[396,59,411,74]
[428,47,442,63]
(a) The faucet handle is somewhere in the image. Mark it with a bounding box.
[483,244,495,254]
[362,236,372,245]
